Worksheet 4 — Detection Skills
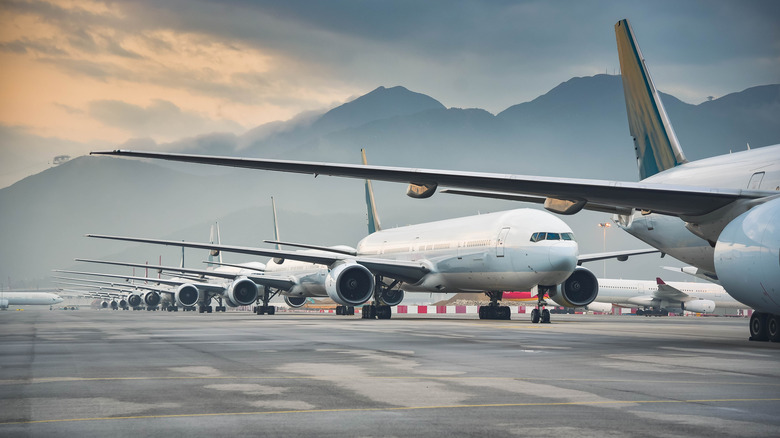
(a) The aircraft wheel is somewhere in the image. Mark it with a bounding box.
[531,308,540,324]
[750,312,769,341]
[500,306,511,320]
[541,309,551,324]
[268,306,276,315]
[377,305,392,319]
[767,314,780,343]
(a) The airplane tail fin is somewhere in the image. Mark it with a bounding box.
[207,222,222,267]
[271,197,282,250]
[362,149,382,234]
[615,19,687,180]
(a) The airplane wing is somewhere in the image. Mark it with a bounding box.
[661,266,719,283]
[52,275,172,294]
[439,189,633,215]
[90,150,775,217]
[577,248,660,264]
[87,234,431,284]
[53,269,227,293]
[653,278,693,302]
[75,258,264,282]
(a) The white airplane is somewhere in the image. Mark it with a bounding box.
[0,291,63,309]
[92,19,780,341]
[87,164,658,322]
[593,277,747,316]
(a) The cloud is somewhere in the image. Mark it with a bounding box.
[87,99,245,138]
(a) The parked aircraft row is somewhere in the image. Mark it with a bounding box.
[92,19,779,342]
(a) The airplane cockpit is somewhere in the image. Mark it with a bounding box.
[530,232,575,242]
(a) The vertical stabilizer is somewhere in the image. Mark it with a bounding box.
[615,19,687,180]
[207,222,222,266]
[271,197,282,249]
[362,149,382,234]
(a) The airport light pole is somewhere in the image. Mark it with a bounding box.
[598,222,612,277]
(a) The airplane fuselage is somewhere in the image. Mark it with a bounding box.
[0,292,63,308]
[617,144,780,273]
[596,278,746,311]
[357,209,578,293]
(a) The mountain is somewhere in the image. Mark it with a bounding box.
[1,76,779,287]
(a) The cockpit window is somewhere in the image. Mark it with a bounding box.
[531,232,575,242]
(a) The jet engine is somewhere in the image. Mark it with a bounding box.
[546,267,598,308]
[110,301,118,310]
[126,293,142,308]
[100,300,109,308]
[176,284,200,307]
[714,198,780,314]
[144,291,161,307]
[118,299,128,309]
[379,288,404,306]
[325,263,375,306]
[682,299,715,314]
[0,298,8,309]
[585,301,613,313]
[284,295,307,308]
[226,278,259,307]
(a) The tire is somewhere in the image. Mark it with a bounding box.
[268,306,276,315]
[531,308,540,324]
[767,314,780,342]
[541,309,551,324]
[750,312,769,341]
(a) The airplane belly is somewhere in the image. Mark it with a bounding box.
[619,214,715,272]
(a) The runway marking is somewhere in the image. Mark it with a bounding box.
[2,398,779,425]
[2,375,779,386]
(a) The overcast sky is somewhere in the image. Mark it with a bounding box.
[1,0,778,188]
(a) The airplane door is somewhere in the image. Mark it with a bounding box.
[748,172,765,190]
[496,227,510,257]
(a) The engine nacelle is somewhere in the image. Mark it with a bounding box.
[110,301,118,310]
[144,291,161,307]
[0,298,8,309]
[126,293,142,308]
[585,301,613,313]
[325,263,375,306]
[284,295,307,308]
[546,267,598,308]
[101,300,109,308]
[714,198,780,314]
[379,288,404,306]
[682,299,715,314]
[118,299,128,309]
[226,277,259,307]
[176,284,200,307]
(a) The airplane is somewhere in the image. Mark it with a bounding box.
[0,291,63,309]
[91,19,780,341]
[86,152,658,322]
[593,277,747,316]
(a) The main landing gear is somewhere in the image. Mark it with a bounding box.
[530,292,550,324]
[749,312,780,342]
[636,308,669,316]
[361,275,396,319]
[478,291,511,320]
[336,306,355,315]
[255,287,277,315]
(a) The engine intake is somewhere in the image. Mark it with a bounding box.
[226,278,259,307]
[379,288,404,306]
[325,263,375,306]
[126,293,142,308]
[284,295,307,308]
[176,284,200,307]
[547,267,598,308]
[144,291,161,307]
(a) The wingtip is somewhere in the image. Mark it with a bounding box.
[656,277,666,285]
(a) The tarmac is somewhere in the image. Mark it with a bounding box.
[1,309,779,437]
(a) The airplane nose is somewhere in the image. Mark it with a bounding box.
[548,243,578,274]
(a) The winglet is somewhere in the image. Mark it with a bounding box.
[615,19,687,180]
[656,277,665,285]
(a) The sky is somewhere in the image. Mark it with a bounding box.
[1,0,778,189]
